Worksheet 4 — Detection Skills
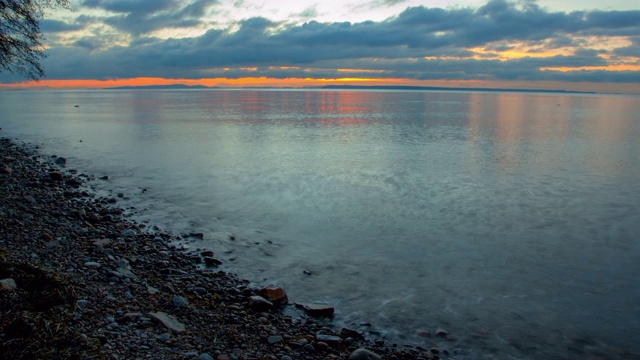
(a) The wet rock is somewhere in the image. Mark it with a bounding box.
[435,328,449,338]
[1,166,11,174]
[258,287,288,305]
[55,157,67,165]
[341,327,364,339]
[267,335,283,344]
[198,354,214,360]
[349,348,382,360]
[157,333,171,342]
[249,296,273,311]
[148,311,186,333]
[204,257,222,267]
[201,250,214,257]
[294,303,334,317]
[189,232,204,239]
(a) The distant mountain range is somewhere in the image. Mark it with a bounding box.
[101,83,597,94]
[319,85,597,94]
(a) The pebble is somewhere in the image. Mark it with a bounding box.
[198,354,214,360]
[121,229,136,236]
[173,295,189,307]
[349,348,382,360]
[267,335,283,344]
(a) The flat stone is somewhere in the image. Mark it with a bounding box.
[267,335,283,344]
[84,261,101,268]
[258,287,288,305]
[148,311,186,333]
[294,303,335,317]
[120,312,143,322]
[108,268,137,279]
[316,334,341,346]
[0,278,17,291]
[93,239,112,247]
[157,333,171,341]
[349,348,382,360]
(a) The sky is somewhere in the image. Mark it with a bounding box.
[1,0,639,93]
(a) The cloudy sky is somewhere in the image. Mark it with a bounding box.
[1,0,639,93]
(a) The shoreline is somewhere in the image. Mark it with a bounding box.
[0,136,456,359]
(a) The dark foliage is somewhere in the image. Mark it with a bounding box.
[0,0,69,80]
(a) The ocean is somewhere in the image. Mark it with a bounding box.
[1,89,639,359]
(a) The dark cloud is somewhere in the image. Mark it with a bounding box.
[81,0,178,15]
[5,0,638,84]
[40,19,84,33]
[81,0,219,35]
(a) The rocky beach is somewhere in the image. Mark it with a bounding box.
[0,135,459,360]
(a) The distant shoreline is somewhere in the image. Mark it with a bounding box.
[3,83,629,95]
[101,83,599,95]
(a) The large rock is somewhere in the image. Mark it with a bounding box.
[349,348,381,360]
[54,157,67,165]
[204,257,222,267]
[294,303,334,317]
[0,278,17,291]
[258,287,288,305]
[148,311,186,333]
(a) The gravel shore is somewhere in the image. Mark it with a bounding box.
[0,136,463,359]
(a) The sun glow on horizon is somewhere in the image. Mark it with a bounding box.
[1,76,639,94]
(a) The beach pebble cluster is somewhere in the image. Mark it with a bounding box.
[0,137,457,359]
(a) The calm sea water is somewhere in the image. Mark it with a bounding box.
[1,89,640,359]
